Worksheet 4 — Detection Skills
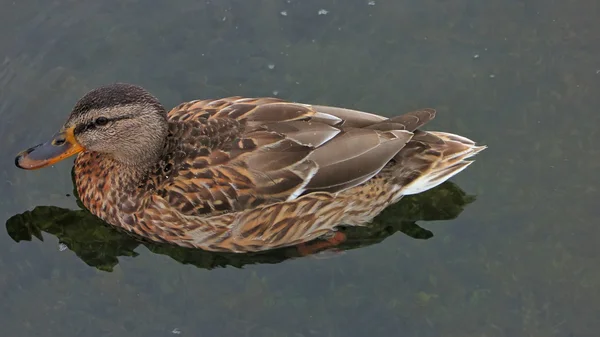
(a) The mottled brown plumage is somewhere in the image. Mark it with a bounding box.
[16,83,486,252]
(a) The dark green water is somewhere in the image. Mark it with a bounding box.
[2,0,599,336]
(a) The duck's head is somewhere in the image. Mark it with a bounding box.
[15,83,169,170]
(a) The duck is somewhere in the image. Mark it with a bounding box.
[15,83,486,253]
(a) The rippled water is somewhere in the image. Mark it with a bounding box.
[1,1,599,336]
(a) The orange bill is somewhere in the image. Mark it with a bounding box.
[15,127,84,170]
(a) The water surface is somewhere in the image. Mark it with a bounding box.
[1,0,599,336]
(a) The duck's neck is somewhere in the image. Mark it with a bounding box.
[75,152,152,193]
[74,124,174,221]
[110,133,167,172]
[115,153,163,185]
[73,151,160,223]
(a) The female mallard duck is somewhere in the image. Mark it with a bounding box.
[15,83,485,253]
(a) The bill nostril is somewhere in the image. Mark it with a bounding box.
[53,138,66,146]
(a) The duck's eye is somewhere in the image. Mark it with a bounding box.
[95,117,109,126]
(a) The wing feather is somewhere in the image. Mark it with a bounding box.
[158,98,435,216]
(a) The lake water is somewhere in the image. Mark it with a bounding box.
[1,0,599,336]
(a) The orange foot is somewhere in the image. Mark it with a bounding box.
[296,232,347,257]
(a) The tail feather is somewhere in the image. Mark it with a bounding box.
[393,131,486,195]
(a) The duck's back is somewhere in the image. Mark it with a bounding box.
[155,97,442,219]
